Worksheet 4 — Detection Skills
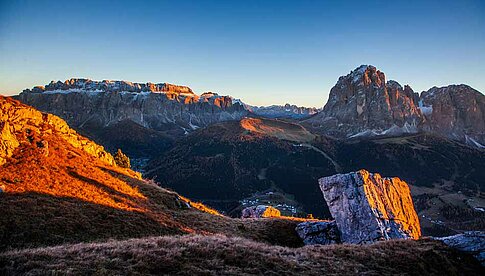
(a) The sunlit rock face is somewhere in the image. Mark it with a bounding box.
[17,79,248,135]
[305,65,424,138]
[27,78,195,95]
[0,96,115,166]
[241,205,281,218]
[319,169,421,244]
[420,85,485,147]
[304,65,485,147]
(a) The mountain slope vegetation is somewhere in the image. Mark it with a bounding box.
[0,97,303,251]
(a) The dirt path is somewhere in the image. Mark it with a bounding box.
[301,143,342,173]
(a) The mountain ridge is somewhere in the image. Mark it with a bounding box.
[304,65,485,147]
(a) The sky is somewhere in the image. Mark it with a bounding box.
[0,0,484,107]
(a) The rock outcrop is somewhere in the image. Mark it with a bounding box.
[241,205,281,218]
[0,96,115,166]
[304,65,485,147]
[305,65,424,138]
[24,78,195,95]
[16,79,248,139]
[295,221,340,245]
[319,169,421,244]
[420,85,485,147]
[435,231,485,266]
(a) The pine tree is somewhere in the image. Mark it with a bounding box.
[114,149,130,168]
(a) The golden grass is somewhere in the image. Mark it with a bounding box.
[240,117,316,142]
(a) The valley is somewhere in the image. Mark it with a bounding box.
[1,64,484,274]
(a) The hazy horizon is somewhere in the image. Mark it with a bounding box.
[1,0,484,107]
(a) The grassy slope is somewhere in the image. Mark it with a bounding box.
[0,135,303,251]
[1,235,483,275]
[1,97,484,275]
[0,97,302,251]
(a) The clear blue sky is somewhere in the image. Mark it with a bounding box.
[1,0,484,107]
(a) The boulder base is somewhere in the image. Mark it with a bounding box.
[295,221,340,245]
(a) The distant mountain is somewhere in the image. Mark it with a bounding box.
[246,103,319,119]
[16,79,248,157]
[420,84,485,147]
[304,65,485,147]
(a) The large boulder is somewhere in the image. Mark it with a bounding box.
[319,169,421,244]
[241,205,281,218]
[295,221,340,245]
[435,231,485,266]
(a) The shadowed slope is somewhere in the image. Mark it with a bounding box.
[1,235,483,275]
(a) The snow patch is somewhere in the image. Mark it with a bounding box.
[465,135,485,149]
[418,100,433,116]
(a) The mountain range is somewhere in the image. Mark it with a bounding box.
[2,64,485,273]
[10,65,485,236]
[1,95,483,274]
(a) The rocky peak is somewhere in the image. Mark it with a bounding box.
[420,84,485,146]
[319,169,421,244]
[23,78,195,95]
[16,79,248,140]
[346,65,386,88]
[306,65,424,138]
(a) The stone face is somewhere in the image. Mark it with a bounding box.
[435,231,485,266]
[241,205,281,218]
[295,221,340,245]
[17,79,248,137]
[0,96,115,166]
[304,65,485,147]
[305,65,424,138]
[24,78,195,95]
[319,169,421,244]
[420,85,485,147]
[0,121,20,166]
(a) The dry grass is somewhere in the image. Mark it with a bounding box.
[240,117,316,142]
[1,235,483,275]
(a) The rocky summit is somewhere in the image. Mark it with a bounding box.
[305,65,424,138]
[305,65,485,147]
[17,79,247,135]
[420,84,485,147]
[319,169,421,244]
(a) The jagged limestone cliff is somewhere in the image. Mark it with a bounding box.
[0,96,115,166]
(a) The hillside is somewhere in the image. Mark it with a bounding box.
[0,96,304,251]
[146,117,485,235]
[145,118,338,218]
[1,98,484,274]
[1,235,483,275]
